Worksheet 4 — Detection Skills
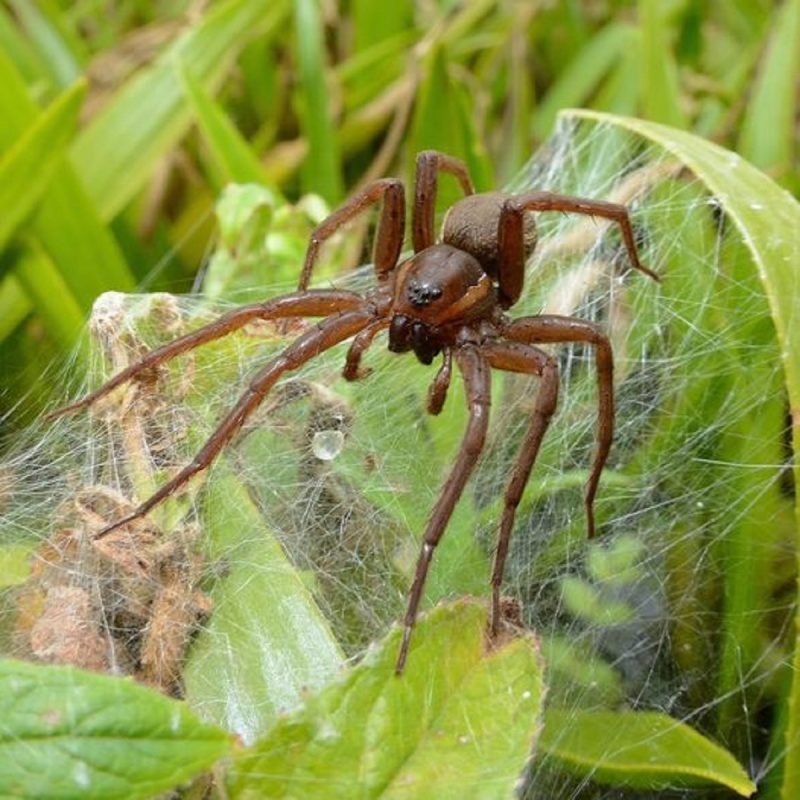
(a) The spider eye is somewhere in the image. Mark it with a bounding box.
[407,280,443,308]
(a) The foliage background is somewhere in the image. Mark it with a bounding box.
[1,0,797,424]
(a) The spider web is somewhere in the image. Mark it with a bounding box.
[0,116,793,796]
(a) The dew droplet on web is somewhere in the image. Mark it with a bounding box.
[312,430,345,461]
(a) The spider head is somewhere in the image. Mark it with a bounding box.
[388,244,495,364]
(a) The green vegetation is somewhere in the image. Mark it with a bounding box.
[0,2,798,798]
[2,0,798,420]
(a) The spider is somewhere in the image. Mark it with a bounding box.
[51,150,658,674]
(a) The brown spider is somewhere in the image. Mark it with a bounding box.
[51,150,658,674]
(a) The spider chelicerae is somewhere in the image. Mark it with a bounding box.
[52,150,658,673]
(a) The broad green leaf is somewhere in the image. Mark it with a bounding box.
[294,0,344,204]
[71,0,288,221]
[541,710,755,795]
[0,80,84,252]
[737,0,800,180]
[183,465,343,743]
[0,659,230,800]
[228,600,545,799]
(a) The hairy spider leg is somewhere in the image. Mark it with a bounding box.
[88,305,379,538]
[483,341,559,637]
[297,178,406,293]
[48,291,366,420]
[427,348,453,416]
[342,318,389,381]
[505,316,615,541]
[497,191,660,306]
[412,150,474,252]
[396,346,491,674]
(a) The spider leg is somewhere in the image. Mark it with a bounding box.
[396,346,490,674]
[49,290,366,419]
[412,150,474,252]
[496,191,658,306]
[483,341,559,637]
[297,179,405,291]
[427,348,452,415]
[503,315,614,540]
[94,307,378,539]
[342,319,389,381]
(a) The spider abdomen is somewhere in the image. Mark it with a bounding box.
[442,191,538,278]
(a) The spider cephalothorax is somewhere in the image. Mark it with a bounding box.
[389,243,495,364]
[51,150,658,673]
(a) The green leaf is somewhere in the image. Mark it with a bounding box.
[560,576,634,626]
[0,659,230,800]
[541,710,756,795]
[183,464,343,743]
[228,600,545,798]
[0,4,51,86]
[0,80,84,252]
[737,0,800,179]
[71,0,288,221]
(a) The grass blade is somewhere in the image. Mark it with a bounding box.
[180,65,279,195]
[532,22,631,140]
[7,0,82,88]
[13,239,86,348]
[737,0,800,183]
[0,276,31,344]
[71,0,288,221]
[637,0,688,127]
[0,51,134,309]
[0,79,84,251]
[293,0,344,204]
